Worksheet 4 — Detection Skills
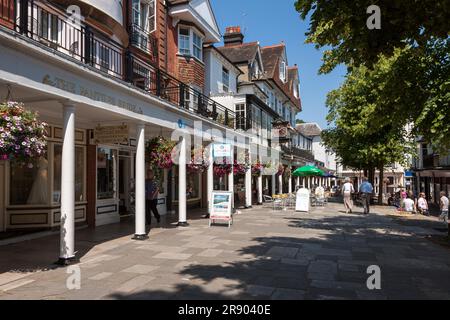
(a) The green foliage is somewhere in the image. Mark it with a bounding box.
[294,0,450,73]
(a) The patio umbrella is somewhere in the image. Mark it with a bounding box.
[292,165,324,177]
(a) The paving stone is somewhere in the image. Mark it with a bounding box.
[265,246,299,259]
[89,272,114,281]
[114,275,156,293]
[246,285,275,297]
[271,288,305,300]
[197,249,224,258]
[121,265,160,274]
[153,252,192,260]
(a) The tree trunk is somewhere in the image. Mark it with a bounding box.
[378,165,384,205]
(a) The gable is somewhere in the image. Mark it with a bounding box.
[190,0,220,37]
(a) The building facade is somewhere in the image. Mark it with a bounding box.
[0,0,253,262]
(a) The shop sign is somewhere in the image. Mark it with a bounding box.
[213,144,231,158]
[210,191,233,227]
[94,124,129,145]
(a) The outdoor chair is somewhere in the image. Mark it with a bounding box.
[271,195,283,210]
[263,195,274,208]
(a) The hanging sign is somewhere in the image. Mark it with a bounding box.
[94,124,129,145]
[210,191,233,227]
[213,144,232,158]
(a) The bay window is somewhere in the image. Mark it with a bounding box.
[178,26,203,61]
[279,60,287,83]
[132,0,156,32]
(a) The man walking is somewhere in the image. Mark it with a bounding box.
[145,169,161,225]
[439,191,449,224]
[359,177,374,214]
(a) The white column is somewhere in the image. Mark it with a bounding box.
[228,151,234,210]
[207,145,213,214]
[178,135,188,226]
[278,173,283,194]
[296,177,300,189]
[271,174,276,196]
[257,174,263,204]
[133,123,148,240]
[245,152,252,208]
[58,104,76,264]
[288,166,292,194]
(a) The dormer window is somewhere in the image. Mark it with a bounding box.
[279,60,287,82]
[178,26,203,61]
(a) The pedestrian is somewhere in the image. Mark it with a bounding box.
[342,177,354,214]
[417,192,429,216]
[145,169,161,225]
[359,177,374,214]
[403,195,415,213]
[439,191,449,224]
[400,188,407,209]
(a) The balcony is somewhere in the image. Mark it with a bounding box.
[128,23,158,64]
[281,145,314,162]
[0,0,237,130]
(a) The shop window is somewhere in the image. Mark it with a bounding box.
[174,169,200,200]
[53,144,85,203]
[9,156,49,205]
[97,148,117,200]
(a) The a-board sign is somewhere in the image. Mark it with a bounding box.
[296,188,310,212]
[210,191,233,227]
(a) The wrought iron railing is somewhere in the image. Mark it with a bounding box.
[0,0,238,130]
[127,56,235,128]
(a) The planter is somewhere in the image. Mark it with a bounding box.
[146,136,177,169]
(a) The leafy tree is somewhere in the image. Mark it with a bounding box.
[294,0,450,73]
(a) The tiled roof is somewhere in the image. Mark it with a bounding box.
[261,44,284,79]
[296,123,322,137]
[216,42,259,64]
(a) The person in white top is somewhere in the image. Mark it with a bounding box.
[342,177,355,214]
[416,193,429,216]
[403,196,415,213]
[439,191,449,224]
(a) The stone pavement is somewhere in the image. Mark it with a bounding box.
[0,202,449,300]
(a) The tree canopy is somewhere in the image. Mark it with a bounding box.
[294,0,450,73]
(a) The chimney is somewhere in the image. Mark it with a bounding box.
[224,26,244,46]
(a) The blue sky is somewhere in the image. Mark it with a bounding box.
[210,0,346,129]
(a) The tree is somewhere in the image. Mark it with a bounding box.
[294,0,450,73]
[296,119,306,124]
[322,53,417,204]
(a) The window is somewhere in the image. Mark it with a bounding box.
[10,156,49,205]
[193,31,202,60]
[178,27,203,61]
[174,170,201,200]
[38,11,58,42]
[97,148,117,200]
[222,67,230,93]
[179,28,190,56]
[235,103,246,130]
[279,60,286,82]
[132,0,156,32]
[53,145,85,203]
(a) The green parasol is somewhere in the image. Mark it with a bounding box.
[292,165,324,177]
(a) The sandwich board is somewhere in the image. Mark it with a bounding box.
[210,191,233,228]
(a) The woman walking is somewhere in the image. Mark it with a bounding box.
[342,177,355,213]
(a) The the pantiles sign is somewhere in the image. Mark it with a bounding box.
[42,74,143,114]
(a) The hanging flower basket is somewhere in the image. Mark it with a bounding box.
[213,162,232,177]
[187,146,210,173]
[276,165,285,176]
[0,101,47,164]
[233,160,249,175]
[146,136,177,169]
[251,161,263,177]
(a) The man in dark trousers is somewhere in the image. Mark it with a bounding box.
[359,177,374,214]
[145,169,161,225]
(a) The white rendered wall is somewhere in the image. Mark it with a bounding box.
[79,0,124,26]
